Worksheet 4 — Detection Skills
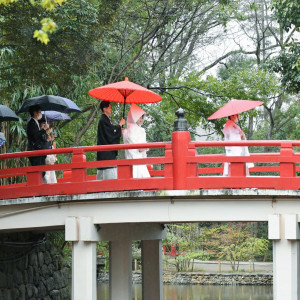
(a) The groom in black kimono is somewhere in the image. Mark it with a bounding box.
[27,105,50,167]
[97,101,125,180]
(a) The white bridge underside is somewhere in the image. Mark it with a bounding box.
[0,189,300,231]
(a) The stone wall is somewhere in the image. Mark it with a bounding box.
[162,272,273,285]
[0,232,70,300]
[99,271,273,286]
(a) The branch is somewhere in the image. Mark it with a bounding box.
[72,103,100,146]
[200,45,279,73]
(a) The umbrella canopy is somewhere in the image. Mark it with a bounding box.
[43,111,71,122]
[89,77,162,118]
[207,99,264,120]
[0,105,19,121]
[89,77,162,103]
[17,95,82,114]
[60,97,82,113]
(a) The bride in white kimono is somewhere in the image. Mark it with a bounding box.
[123,104,150,178]
[222,114,254,176]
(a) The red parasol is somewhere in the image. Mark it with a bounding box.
[89,77,162,118]
[207,99,264,120]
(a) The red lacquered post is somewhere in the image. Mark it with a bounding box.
[27,169,43,186]
[172,108,191,190]
[280,142,295,177]
[71,148,87,182]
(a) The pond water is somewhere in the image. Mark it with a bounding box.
[97,283,273,299]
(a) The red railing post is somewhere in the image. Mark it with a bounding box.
[229,161,247,177]
[280,142,295,177]
[164,144,173,178]
[118,164,132,179]
[172,108,191,189]
[27,169,43,186]
[71,148,87,182]
[172,131,190,189]
[187,143,197,178]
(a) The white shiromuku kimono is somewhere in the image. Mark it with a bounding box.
[123,104,150,178]
[222,119,254,176]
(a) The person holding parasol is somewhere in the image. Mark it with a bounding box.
[208,99,264,176]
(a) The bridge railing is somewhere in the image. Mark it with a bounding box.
[0,131,299,200]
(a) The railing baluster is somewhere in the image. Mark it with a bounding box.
[187,143,197,178]
[164,144,173,179]
[280,142,295,177]
[71,148,87,182]
[118,165,132,179]
[229,161,247,177]
[27,170,43,186]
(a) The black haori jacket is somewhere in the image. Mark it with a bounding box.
[27,118,48,151]
[97,114,122,168]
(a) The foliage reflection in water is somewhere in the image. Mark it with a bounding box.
[97,283,273,300]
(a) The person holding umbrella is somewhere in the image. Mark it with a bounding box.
[89,77,162,179]
[38,115,57,183]
[208,99,264,176]
[96,101,125,180]
[0,104,19,150]
[222,114,254,176]
[27,105,50,174]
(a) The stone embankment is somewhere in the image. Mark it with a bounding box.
[0,232,70,300]
[99,271,273,285]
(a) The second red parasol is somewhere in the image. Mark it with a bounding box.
[207,99,264,120]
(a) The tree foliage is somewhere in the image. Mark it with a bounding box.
[164,223,210,272]
[1,0,68,44]
[269,0,300,93]
[1,0,300,164]
[164,222,270,272]
[0,0,121,94]
[200,223,270,271]
[272,0,300,31]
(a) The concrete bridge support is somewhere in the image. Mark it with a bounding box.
[66,217,166,300]
[269,214,300,300]
[72,241,97,300]
[141,239,163,300]
[109,240,132,300]
[66,217,98,300]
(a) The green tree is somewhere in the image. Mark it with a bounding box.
[63,0,242,145]
[164,223,210,272]
[201,223,269,271]
[0,0,68,44]
[269,0,300,93]
[0,0,121,95]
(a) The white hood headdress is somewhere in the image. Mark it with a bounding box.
[123,103,147,147]
[127,103,145,126]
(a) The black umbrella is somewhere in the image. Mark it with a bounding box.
[17,95,81,114]
[0,105,19,121]
[61,97,82,113]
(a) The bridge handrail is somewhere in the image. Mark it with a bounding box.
[0,133,299,200]
[0,142,169,160]
[193,140,300,147]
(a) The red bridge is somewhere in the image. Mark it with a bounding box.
[0,126,300,300]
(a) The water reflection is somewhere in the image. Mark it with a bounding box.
[97,283,273,300]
